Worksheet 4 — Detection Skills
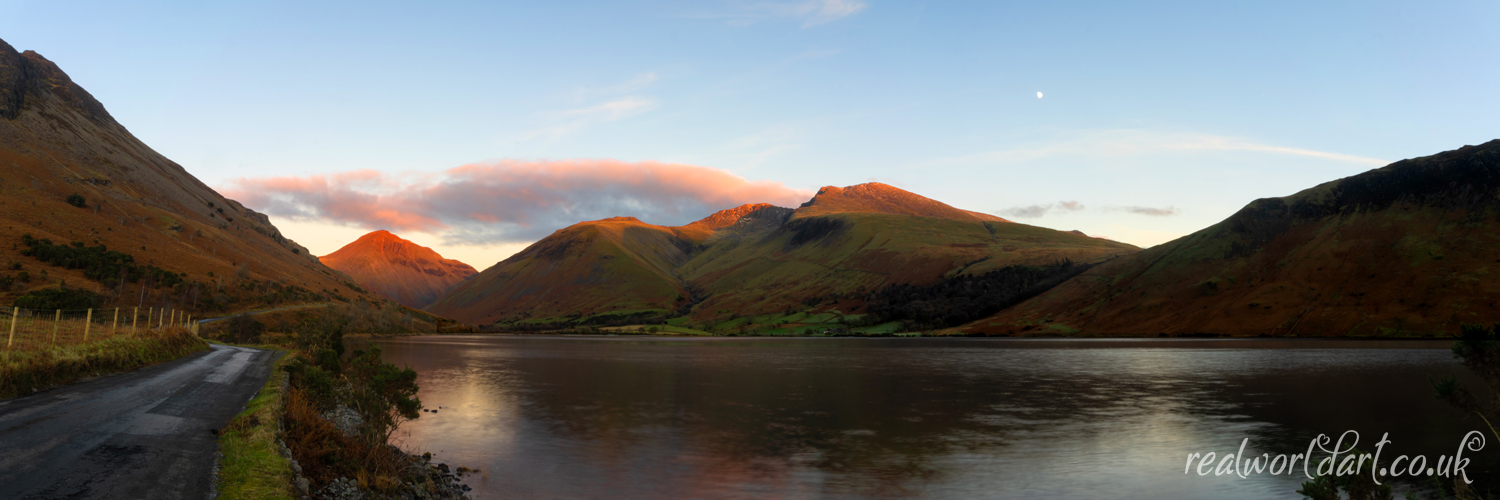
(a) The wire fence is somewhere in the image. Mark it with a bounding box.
[2,306,198,352]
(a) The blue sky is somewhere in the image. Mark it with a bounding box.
[3,0,1496,268]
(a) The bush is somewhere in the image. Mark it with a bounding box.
[65,193,85,207]
[13,287,101,310]
[1428,323,1500,499]
[18,234,183,288]
[225,315,265,344]
[279,313,424,494]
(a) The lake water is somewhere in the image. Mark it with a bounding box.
[358,336,1494,499]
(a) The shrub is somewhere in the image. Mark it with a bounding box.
[18,234,183,287]
[13,287,101,310]
[1428,323,1500,499]
[225,315,265,344]
[65,193,85,207]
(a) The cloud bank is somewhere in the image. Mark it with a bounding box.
[220,160,814,244]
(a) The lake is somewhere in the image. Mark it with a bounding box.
[357,336,1493,499]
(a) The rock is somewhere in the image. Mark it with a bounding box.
[315,477,362,500]
[320,405,364,437]
[294,477,309,494]
[290,459,301,474]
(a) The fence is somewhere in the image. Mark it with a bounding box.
[3,306,197,352]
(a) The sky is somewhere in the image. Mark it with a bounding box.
[2,0,1496,269]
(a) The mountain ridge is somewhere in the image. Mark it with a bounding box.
[961,139,1500,337]
[425,183,1136,326]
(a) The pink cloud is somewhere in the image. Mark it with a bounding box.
[220,160,813,244]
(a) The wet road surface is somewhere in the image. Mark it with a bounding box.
[0,344,279,499]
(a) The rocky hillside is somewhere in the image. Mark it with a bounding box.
[962,140,1500,337]
[0,38,368,312]
[319,231,476,308]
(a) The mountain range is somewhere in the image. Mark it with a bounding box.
[424,182,1138,327]
[8,35,1497,338]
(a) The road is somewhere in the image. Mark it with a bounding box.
[0,344,280,499]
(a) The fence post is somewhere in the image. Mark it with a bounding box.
[132,307,138,335]
[51,309,60,347]
[7,307,16,349]
[84,308,92,341]
[147,307,153,331]
[112,308,119,336]
[161,309,167,329]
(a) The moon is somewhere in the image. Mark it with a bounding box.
[1037,91,1043,99]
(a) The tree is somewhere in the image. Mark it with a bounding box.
[65,193,85,208]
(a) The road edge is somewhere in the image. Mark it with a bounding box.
[0,327,210,400]
[213,344,299,500]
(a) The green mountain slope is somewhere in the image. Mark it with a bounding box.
[962,140,1500,337]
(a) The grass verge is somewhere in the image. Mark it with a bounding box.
[0,327,209,399]
[215,348,296,500]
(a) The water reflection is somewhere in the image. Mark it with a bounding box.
[359,337,1491,499]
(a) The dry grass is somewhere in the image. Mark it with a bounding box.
[0,326,208,399]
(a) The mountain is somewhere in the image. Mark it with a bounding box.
[0,38,368,311]
[426,182,1139,326]
[961,140,1500,337]
[319,231,477,308]
[426,214,720,325]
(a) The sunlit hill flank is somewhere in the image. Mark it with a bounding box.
[319,230,477,309]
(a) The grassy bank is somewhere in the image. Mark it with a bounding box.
[0,327,208,399]
[215,349,296,500]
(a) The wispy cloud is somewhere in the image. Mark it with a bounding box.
[726,125,805,166]
[997,200,1086,219]
[927,130,1390,167]
[219,160,814,245]
[998,201,1176,218]
[697,0,869,27]
[518,73,661,142]
[571,72,659,102]
[1115,206,1178,216]
[521,97,659,142]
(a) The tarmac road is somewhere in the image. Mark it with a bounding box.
[0,344,280,499]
